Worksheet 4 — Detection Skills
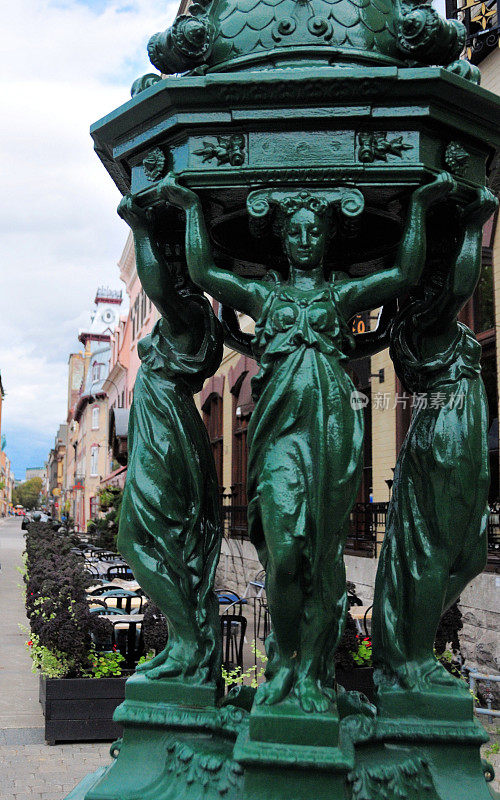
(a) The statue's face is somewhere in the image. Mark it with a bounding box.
[283,208,327,270]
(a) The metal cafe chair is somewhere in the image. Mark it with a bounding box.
[87,583,121,596]
[111,617,145,669]
[89,604,128,615]
[106,564,134,581]
[220,613,247,674]
[84,563,100,578]
[99,590,143,614]
[216,589,247,617]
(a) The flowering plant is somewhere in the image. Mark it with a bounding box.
[351,636,372,667]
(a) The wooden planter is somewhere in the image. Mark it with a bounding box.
[39,675,129,745]
[336,666,375,703]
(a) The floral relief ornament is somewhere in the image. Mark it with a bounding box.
[444,142,470,177]
[193,134,246,167]
[143,148,167,182]
[358,132,414,163]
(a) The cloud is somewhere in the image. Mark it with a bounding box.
[0,0,177,478]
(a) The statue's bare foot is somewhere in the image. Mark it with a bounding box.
[143,641,192,679]
[255,666,295,705]
[136,646,170,672]
[295,676,330,713]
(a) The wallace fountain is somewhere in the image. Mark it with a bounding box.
[66,0,500,796]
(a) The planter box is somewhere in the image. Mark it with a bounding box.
[336,666,375,703]
[39,675,129,745]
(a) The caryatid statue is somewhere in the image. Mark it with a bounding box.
[160,171,456,712]
[372,187,499,697]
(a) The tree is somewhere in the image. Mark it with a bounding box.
[14,477,43,510]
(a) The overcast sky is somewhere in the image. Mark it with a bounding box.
[0,0,177,479]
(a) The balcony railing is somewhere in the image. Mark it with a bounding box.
[346,502,388,557]
[445,0,499,64]
[220,494,500,569]
[221,494,249,540]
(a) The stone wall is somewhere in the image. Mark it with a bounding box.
[345,555,500,686]
[460,571,500,676]
[216,536,262,596]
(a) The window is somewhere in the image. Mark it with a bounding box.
[90,445,99,476]
[131,296,140,340]
[203,394,224,491]
[91,406,99,430]
[92,362,101,382]
[231,374,254,507]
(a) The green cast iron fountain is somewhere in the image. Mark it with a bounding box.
[65,0,500,797]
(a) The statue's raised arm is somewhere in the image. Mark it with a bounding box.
[158,174,270,319]
[336,173,457,320]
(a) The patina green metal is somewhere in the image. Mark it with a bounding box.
[159,171,456,718]
[372,187,498,699]
[116,193,224,688]
[65,0,500,795]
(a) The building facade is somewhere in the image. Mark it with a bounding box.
[47,424,67,517]
[100,232,160,491]
[57,288,123,528]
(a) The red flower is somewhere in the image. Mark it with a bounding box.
[27,640,33,646]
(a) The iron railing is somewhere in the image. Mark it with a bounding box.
[487,502,500,571]
[346,502,388,557]
[220,494,500,568]
[445,0,499,65]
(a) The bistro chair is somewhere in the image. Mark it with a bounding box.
[89,605,128,615]
[87,598,108,612]
[216,589,247,617]
[220,614,247,674]
[111,618,145,669]
[106,564,134,581]
[84,563,100,578]
[99,589,143,614]
[86,583,121,596]
[99,550,121,561]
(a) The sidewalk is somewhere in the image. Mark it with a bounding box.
[0,517,110,800]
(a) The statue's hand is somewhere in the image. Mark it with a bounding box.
[464,187,498,228]
[413,171,457,207]
[157,172,199,210]
[117,193,148,230]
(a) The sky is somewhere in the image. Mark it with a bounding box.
[0,0,178,479]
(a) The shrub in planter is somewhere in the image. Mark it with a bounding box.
[24,521,132,743]
[24,521,114,678]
